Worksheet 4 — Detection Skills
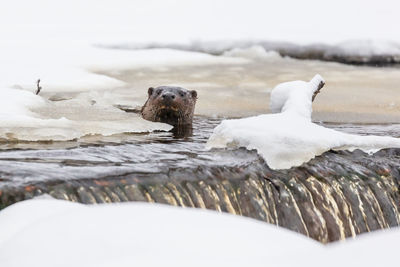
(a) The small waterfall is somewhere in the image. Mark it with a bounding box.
[1,149,399,244]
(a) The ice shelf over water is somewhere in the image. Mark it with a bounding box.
[207,75,400,169]
[0,85,173,141]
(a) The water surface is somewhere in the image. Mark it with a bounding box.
[0,116,399,189]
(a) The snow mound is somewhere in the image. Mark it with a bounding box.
[0,198,398,267]
[207,75,400,169]
[0,198,317,267]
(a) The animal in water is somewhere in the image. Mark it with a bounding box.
[141,86,197,126]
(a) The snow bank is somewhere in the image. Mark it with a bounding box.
[0,198,398,267]
[332,40,400,57]
[207,75,400,169]
[0,87,77,141]
[222,45,282,60]
[0,198,318,267]
[0,41,245,93]
[0,41,247,141]
[120,39,400,64]
[0,85,172,141]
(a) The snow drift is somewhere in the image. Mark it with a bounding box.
[0,198,398,267]
[207,75,400,169]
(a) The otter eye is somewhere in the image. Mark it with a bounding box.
[179,92,186,97]
[156,90,162,95]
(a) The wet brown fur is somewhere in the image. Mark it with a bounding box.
[141,86,197,126]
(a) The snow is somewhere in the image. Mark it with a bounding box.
[0,198,398,267]
[269,74,325,117]
[0,198,317,267]
[333,40,400,57]
[0,41,245,93]
[119,39,400,63]
[0,42,247,141]
[223,45,282,60]
[207,75,400,169]
[0,84,174,141]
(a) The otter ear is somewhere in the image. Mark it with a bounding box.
[148,87,154,96]
[191,90,197,99]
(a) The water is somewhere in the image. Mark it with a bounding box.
[97,48,400,123]
[0,115,399,189]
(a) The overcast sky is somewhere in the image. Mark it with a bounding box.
[1,0,399,44]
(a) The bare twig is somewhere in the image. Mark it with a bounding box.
[312,80,325,102]
[35,79,42,95]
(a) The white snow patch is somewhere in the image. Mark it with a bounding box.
[125,39,400,63]
[0,86,172,141]
[0,41,245,93]
[333,40,400,56]
[207,75,400,169]
[223,45,282,60]
[0,198,398,267]
[0,199,318,267]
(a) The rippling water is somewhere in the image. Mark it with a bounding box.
[1,116,399,189]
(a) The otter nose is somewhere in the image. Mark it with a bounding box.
[162,93,175,100]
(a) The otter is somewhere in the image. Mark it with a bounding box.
[141,86,197,127]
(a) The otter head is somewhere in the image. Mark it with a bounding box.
[141,86,197,126]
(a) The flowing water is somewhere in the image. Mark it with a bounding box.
[1,116,399,188]
[1,50,400,243]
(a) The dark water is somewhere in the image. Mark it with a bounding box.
[0,116,399,189]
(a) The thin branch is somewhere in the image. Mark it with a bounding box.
[35,79,42,95]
